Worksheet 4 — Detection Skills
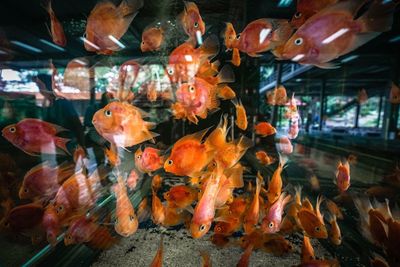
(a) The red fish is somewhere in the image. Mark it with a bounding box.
[276,136,293,155]
[118,59,141,91]
[335,160,350,193]
[254,122,276,137]
[179,2,206,43]
[42,204,61,245]
[164,185,197,210]
[85,0,144,54]
[290,0,339,29]
[266,162,284,204]
[126,168,141,190]
[19,161,75,200]
[301,235,315,263]
[135,146,164,174]
[261,192,292,233]
[297,196,328,239]
[42,0,67,46]
[164,128,215,177]
[92,101,158,148]
[141,23,165,52]
[280,0,398,68]
[256,151,275,166]
[2,118,70,156]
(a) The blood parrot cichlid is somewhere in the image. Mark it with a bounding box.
[42,0,67,47]
[290,0,339,29]
[135,146,164,174]
[179,1,206,43]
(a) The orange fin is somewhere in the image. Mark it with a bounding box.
[54,137,70,155]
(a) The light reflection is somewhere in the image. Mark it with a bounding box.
[196,30,203,45]
[259,28,271,44]
[108,35,126,49]
[292,54,305,62]
[10,40,42,53]
[322,28,349,44]
[80,37,100,50]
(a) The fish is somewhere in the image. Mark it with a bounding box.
[118,59,141,91]
[276,136,293,155]
[285,94,300,120]
[301,235,315,263]
[255,122,276,137]
[210,234,230,248]
[261,192,292,233]
[309,175,320,191]
[164,128,215,177]
[135,146,164,174]
[335,160,350,193]
[152,175,163,192]
[92,101,158,148]
[370,254,389,267]
[223,22,238,50]
[287,119,299,139]
[232,98,248,130]
[290,0,339,29]
[42,204,62,245]
[85,0,144,54]
[62,57,91,92]
[256,151,275,166]
[150,236,164,267]
[390,82,400,104]
[327,214,341,245]
[179,2,206,43]
[214,216,241,236]
[162,206,191,227]
[217,85,236,100]
[214,136,253,170]
[126,168,141,190]
[190,164,223,238]
[163,185,197,210]
[231,48,241,66]
[358,88,368,104]
[196,59,220,80]
[243,173,263,234]
[267,85,288,106]
[325,199,343,220]
[167,35,219,84]
[113,175,138,237]
[152,189,165,225]
[261,235,293,256]
[296,259,340,267]
[42,0,67,47]
[231,19,293,57]
[141,23,165,52]
[2,118,70,156]
[266,161,284,204]
[297,196,328,239]
[236,244,254,267]
[19,161,75,200]
[200,251,212,267]
[280,0,398,68]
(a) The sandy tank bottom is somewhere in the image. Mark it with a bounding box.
[92,228,332,267]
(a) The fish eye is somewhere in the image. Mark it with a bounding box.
[136,155,142,159]
[167,68,174,75]
[294,12,302,19]
[199,224,206,231]
[68,235,72,240]
[315,226,320,232]
[24,189,28,193]
[194,22,199,28]
[236,34,241,40]
[9,127,16,133]
[129,215,135,221]
[268,222,274,228]
[167,159,173,165]
[104,110,112,117]
[189,86,195,93]
[294,38,303,46]
[142,41,145,45]
[215,226,222,232]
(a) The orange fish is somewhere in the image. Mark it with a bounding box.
[164,128,215,177]
[236,244,254,267]
[335,160,350,193]
[152,189,166,225]
[42,204,61,245]
[290,0,339,29]
[197,59,220,78]
[85,0,144,54]
[243,173,263,234]
[135,146,164,174]
[92,101,158,148]
[150,236,164,267]
[261,192,292,233]
[152,175,163,192]
[358,88,368,104]
[266,162,284,204]
[309,175,320,191]
[254,122,276,137]
[215,137,253,170]
[163,185,197,210]
[162,206,191,227]
[217,85,236,100]
[190,165,223,238]
[232,18,293,57]
[231,48,241,67]
[328,214,341,245]
[113,175,138,237]
[42,0,67,46]
[167,35,219,84]
[104,145,120,167]
[232,98,248,130]
[179,2,205,43]
[126,169,141,190]
[146,82,158,102]
[223,22,238,50]
[297,196,328,239]
[19,161,75,200]
[280,0,398,68]
[301,235,315,263]
[141,23,165,52]
[390,82,400,104]
[2,118,70,156]
[200,251,212,267]
[214,168,244,208]
[214,216,241,236]
[210,234,230,248]
[325,199,343,220]
[256,151,275,166]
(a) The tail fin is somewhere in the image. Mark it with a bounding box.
[199,35,220,60]
[216,65,235,84]
[357,0,399,33]
[88,227,118,250]
[54,137,70,155]
[41,0,51,14]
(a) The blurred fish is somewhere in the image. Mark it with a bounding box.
[296,259,340,267]
[104,145,120,167]
[276,136,293,155]
[347,154,357,165]
[327,213,342,245]
[309,174,320,191]
[152,175,163,192]
[150,236,164,267]
[92,101,158,148]
[2,118,70,156]
[179,1,205,44]
[297,196,328,239]
[223,22,237,50]
[152,189,165,225]
[366,186,398,200]
[390,82,400,104]
[162,206,191,227]
[200,251,212,267]
[126,169,141,190]
[358,88,368,104]
[370,254,389,267]
[236,244,254,267]
[301,235,315,263]
[255,122,276,137]
[42,205,61,245]
[288,119,300,139]
[63,57,91,92]
[19,161,75,200]
[113,175,138,237]
[118,59,141,91]
[163,185,197,210]
[197,60,220,79]
[232,98,248,130]
[214,215,241,236]
[243,173,263,234]
[141,23,165,52]
[164,128,215,177]
[146,82,158,102]
[137,197,151,223]
[85,0,144,54]
[280,0,398,68]
[230,47,241,66]
[256,151,275,166]
[135,146,164,175]
[290,0,339,29]
[217,85,236,100]
[42,0,67,46]
[335,160,351,193]
[261,192,291,233]
[325,199,343,220]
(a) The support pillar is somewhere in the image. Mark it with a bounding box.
[319,79,326,131]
